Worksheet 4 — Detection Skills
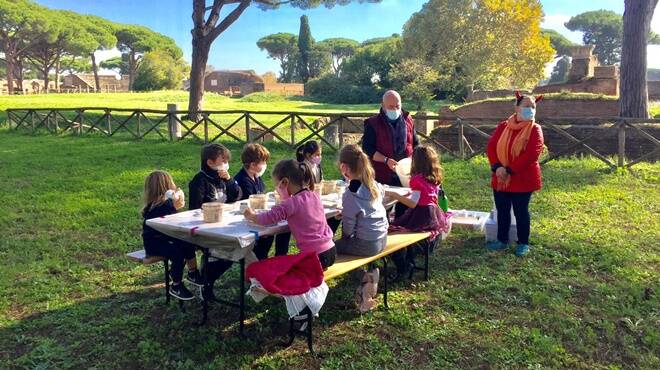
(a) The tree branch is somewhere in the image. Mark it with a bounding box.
[205,0,224,30]
[208,0,251,41]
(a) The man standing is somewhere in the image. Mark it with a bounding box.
[362,90,419,187]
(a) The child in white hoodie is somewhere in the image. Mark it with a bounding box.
[335,144,389,256]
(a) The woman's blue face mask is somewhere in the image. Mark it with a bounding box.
[519,107,536,121]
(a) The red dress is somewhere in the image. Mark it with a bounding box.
[389,174,451,239]
[486,121,544,193]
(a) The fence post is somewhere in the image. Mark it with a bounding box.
[617,119,626,168]
[457,118,465,159]
[338,115,344,149]
[76,109,83,135]
[203,113,209,143]
[290,114,295,146]
[167,103,181,141]
[136,111,141,138]
[106,109,112,135]
[31,110,36,133]
[245,113,251,142]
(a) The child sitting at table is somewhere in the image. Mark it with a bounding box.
[385,146,451,278]
[142,171,203,301]
[244,159,336,269]
[189,143,242,299]
[296,140,341,234]
[234,143,290,259]
[335,144,389,257]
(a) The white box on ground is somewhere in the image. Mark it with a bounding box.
[449,209,490,232]
[484,214,518,242]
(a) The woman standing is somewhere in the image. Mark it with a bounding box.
[486,92,544,257]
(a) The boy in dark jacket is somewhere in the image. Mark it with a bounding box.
[189,143,241,299]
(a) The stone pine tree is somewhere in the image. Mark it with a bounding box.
[619,0,658,118]
[187,1,381,118]
[297,15,313,83]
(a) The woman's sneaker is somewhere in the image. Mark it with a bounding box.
[486,240,508,251]
[170,284,195,301]
[186,270,204,287]
[515,244,530,257]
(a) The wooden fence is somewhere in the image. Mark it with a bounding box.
[5,107,659,169]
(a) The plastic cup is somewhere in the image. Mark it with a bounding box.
[201,202,224,223]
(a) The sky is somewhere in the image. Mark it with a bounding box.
[34,0,660,75]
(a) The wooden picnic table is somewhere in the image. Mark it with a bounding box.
[146,185,412,334]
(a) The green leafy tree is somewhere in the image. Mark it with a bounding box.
[308,43,332,79]
[100,55,130,75]
[133,50,189,91]
[114,24,182,90]
[541,28,578,56]
[565,9,660,65]
[0,0,51,93]
[403,0,554,95]
[317,37,359,75]
[297,15,314,83]
[79,15,117,91]
[256,33,299,82]
[548,56,571,84]
[187,0,382,117]
[389,58,440,110]
[342,35,402,88]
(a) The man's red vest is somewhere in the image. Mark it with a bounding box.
[364,110,414,185]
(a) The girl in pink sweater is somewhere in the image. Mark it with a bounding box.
[244,159,336,269]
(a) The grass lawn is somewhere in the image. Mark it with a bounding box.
[0,123,658,369]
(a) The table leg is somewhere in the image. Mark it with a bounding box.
[383,257,389,309]
[197,248,210,326]
[239,257,245,336]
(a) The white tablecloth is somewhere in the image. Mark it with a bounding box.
[146,187,411,261]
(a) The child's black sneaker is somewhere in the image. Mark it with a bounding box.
[170,283,195,301]
[186,269,204,287]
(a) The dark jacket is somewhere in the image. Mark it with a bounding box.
[363,109,418,185]
[188,166,241,210]
[234,167,266,200]
[142,199,177,243]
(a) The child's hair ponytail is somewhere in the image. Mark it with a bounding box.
[272,159,315,191]
[296,140,320,162]
[339,144,379,202]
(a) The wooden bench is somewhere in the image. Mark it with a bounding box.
[126,250,179,308]
[286,232,433,354]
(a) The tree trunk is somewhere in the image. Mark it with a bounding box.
[128,50,136,91]
[619,0,658,118]
[187,38,211,120]
[43,67,50,94]
[91,52,101,92]
[15,57,24,92]
[55,55,61,93]
[4,41,15,95]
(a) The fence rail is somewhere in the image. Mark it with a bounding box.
[5,107,660,169]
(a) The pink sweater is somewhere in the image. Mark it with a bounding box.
[256,189,334,255]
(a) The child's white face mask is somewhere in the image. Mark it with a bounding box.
[256,164,267,177]
[213,162,229,172]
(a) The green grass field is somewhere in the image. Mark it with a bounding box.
[0,93,659,369]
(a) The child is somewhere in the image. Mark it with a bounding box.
[189,143,241,299]
[142,171,203,300]
[386,146,451,277]
[189,143,242,209]
[335,144,389,257]
[296,140,341,234]
[244,160,336,269]
[296,140,323,184]
[234,143,290,259]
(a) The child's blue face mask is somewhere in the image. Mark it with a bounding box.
[519,107,535,121]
